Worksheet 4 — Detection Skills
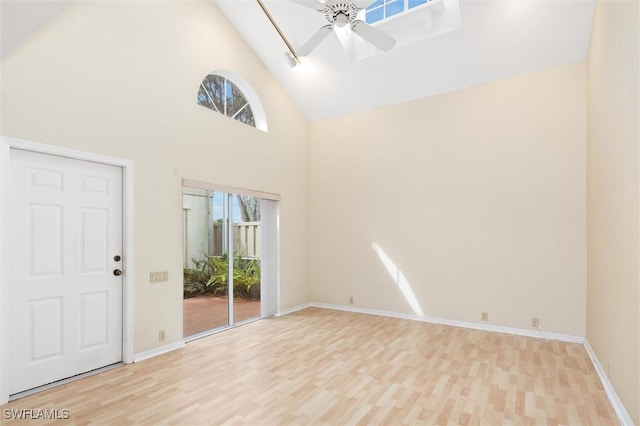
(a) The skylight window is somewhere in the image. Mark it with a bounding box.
[365,0,429,24]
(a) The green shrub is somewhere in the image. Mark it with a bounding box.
[183,253,260,300]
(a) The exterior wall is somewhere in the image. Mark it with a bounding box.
[183,188,210,268]
[182,189,262,268]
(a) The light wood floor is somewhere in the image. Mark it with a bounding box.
[3,307,617,425]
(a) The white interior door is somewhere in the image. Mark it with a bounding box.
[8,149,123,395]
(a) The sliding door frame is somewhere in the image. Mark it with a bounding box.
[182,179,280,337]
[226,192,234,326]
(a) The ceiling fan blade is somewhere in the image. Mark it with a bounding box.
[298,25,334,56]
[351,20,397,52]
[352,0,376,9]
[287,0,327,12]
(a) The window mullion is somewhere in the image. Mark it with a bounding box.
[224,79,228,117]
[201,83,220,113]
[231,103,249,120]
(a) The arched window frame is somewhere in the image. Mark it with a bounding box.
[197,70,268,133]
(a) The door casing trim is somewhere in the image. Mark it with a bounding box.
[0,136,135,405]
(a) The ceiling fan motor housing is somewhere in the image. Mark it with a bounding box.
[324,1,360,27]
[290,0,396,56]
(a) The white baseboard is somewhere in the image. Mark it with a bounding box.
[132,341,185,363]
[584,340,634,425]
[276,302,312,316]
[308,302,584,344]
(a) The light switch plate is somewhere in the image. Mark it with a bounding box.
[150,271,169,283]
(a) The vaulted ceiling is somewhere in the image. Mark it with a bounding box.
[1,0,596,122]
[215,0,595,121]
[0,0,69,60]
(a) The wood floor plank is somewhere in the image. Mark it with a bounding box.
[2,307,619,425]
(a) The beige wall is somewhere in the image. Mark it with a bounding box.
[0,1,310,353]
[4,0,639,417]
[310,63,587,336]
[587,0,640,422]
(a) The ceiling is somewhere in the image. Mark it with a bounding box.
[0,0,69,60]
[1,0,596,122]
[215,0,595,121]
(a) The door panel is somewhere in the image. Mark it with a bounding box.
[29,297,63,361]
[182,189,230,336]
[231,195,261,324]
[8,149,123,395]
[29,204,63,277]
[80,208,109,273]
[79,291,109,349]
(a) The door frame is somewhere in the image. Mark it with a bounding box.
[181,179,280,336]
[0,136,135,405]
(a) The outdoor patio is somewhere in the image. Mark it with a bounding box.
[183,295,261,337]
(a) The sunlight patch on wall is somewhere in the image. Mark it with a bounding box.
[372,243,424,316]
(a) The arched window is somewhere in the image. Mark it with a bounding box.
[197,71,268,132]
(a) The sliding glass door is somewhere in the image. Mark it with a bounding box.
[183,188,230,336]
[231,194,261,323]
[183,186,266,338]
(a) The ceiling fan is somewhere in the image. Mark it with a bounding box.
[288,0,397,56]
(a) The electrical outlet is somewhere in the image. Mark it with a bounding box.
[158,330,166,342]
[531,317,540,328]
[481,312,488,321]
[349,296,354,304]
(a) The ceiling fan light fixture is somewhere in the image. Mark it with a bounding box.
[334,12,348,27]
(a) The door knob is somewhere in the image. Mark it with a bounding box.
[113,269,123,276]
